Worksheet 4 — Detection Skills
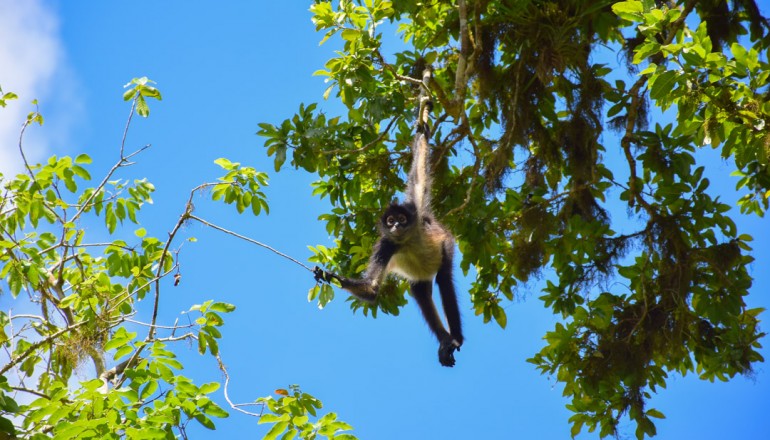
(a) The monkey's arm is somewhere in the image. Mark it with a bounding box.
[313,238,398,303]
[314,270,378,303]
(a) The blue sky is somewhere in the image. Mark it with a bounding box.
[0,1,768,438]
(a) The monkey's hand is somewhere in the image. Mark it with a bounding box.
[313,266,337,284]
[438,338,461,367]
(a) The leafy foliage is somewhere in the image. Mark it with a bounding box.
[260,0,768,438]
[0,79,356,439]
[257,385,357,440]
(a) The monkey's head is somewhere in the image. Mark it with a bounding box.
[379,202,416,242]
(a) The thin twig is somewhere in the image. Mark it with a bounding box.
[123,318,196,330]
[70,96,149,225]
[11,386,51,400]
[106,266,176,315]
[444,123,481,218]
[156,333,196,343]
[119,97,137,158]
[70,144,150,224]
[17,120,36,181]
[188,215,314,272]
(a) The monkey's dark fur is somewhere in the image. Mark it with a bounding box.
[317,77,463,367]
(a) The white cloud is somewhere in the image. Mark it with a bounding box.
[0,0,77,178]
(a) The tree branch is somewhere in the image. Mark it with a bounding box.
[323,116,400,156]
[17,119,36,181]
[454,0,472,109]
[621,0,697,214]
[188,214,313,272]
[217,354,264,418]
[70,144,150,225]
[0,321,85,376]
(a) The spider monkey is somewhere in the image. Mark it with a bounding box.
[315,69,463,367]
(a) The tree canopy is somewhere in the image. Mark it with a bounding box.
[260,0,769,438]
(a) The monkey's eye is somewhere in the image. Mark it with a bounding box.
[386,216,396,226]
[397,214,407,224]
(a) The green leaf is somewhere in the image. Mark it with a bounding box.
[140,380,159,400]
[731,42,748,67]
[58,294,78,309]
[114,345,133,360]
[202,401,229,418]
[214,157,234,170]
[199,382,220,394]
[74,153,92,164]
[612,1,643,21]
[259,414,288,425]
[136,95,150,117]
[194,413,216,430]
[71,165,91,180]
[649,70,678,101]
[264,421,290,440]
[209,302,236,313]
[340,29,361,41]
[492,305,507,329]
[646,408,666,419]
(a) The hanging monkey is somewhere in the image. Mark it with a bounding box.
[316,69,463,367]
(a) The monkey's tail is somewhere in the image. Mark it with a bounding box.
[417,67,433,136]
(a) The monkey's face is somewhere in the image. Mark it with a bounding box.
[380,204,415,241]
[385,212,409,231]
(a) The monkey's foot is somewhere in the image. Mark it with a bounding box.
[438,339,461,367]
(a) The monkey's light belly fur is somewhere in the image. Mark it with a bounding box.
[388,237,444,281]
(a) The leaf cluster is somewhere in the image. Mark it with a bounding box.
[257,385,357,440]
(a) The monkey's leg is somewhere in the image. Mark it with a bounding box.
[411,280,456,367]
[436,245,464,347]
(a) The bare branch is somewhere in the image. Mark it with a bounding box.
[217,354,264,418]
[156,333,196,343]
[123,318,196,330]
[149,207,191,341]
[8,314,45,322]
[0,321,86,376]
[99,355,140,391]
[454,0,471,106]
